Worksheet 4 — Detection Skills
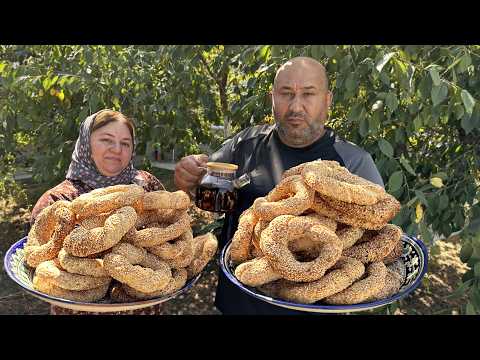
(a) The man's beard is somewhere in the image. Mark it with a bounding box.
[275,115,325,147]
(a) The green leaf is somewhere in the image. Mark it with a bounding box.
[475,262,480,278]
[458,53,472,73]
[399,155,416,176]
[429,67,441,86]
[375,52,396,73]
[414,190,428,206]
[345,73,358,92]
[359,117,369,138]
[413,116,423,131]
[438,194,449,210]
[324,45,336,57]
[431,83,448,107]
[311,45,323,60]
[460,243,473,263]
[461,114,475,135]
[466,302,477,315]
[461,89,476,115]
[388,170,404,192]
[378,139,394,158]
[385,93,398,112]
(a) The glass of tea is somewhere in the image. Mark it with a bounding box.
[195,162,239,213]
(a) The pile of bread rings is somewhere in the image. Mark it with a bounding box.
[231,160,405,305]
[24,184,218,303]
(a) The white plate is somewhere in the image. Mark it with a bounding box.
[4,237,201,313]
[220,234,428,313]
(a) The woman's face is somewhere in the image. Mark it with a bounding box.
[90,121,133,177]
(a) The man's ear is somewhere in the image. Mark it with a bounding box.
[326,91,333,108]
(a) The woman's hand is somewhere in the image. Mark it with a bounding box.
[174,154,208,193]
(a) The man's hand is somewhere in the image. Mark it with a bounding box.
[174,154,209,194]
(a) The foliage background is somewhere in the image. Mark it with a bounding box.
[1,45,479,313]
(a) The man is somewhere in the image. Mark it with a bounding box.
[174,56,384,314]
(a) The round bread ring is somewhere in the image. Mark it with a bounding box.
[275,257,365,304]
[252,175,314,221]
[123,268,188,299]
[259,215,342,282]
[252,219,269,254]
[63,206,137,257]
[25,201,76,268]
[324,262,388,304]
[35,260,111,290]
[310,194,387,230]
[302,161,386,205]
[231,208,258,263]
[336,226,365,250]
[146,227,192,260]
[186,233,218,279]
[286,213,338,255]
[234,256,282,287]
[127,211,191,248]
[342,224,403,264]
[383,237,403,264]
[33,275,110,302]
[80,212,113,230]
[369,268,403,301]
[163,230,195,269]
[135,190,190,213]
[321,193,401,228]
[133,209,178,229]
[71,184,144,221]
[57,248,108,277]
[281,160,333,179]
[103,243,172,293]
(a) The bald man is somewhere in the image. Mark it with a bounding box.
[174,56,384,315]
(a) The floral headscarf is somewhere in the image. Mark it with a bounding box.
[65,110,139,189]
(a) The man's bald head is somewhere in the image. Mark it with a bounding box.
[273,57,329,92]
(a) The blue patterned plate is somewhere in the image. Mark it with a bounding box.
[220,234,428,313]
[4,237,202,313]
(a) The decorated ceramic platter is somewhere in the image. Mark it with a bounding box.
[4,237,202,313]
[220,233,428,313]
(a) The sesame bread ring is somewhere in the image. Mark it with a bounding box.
[123,268,188,299]
[324,262,388,304]
[186,233,218,279]
[321,193,401,228]
[252,219,269,254]
[146,228,193,260]
[127,211,191,248]
[164,230,195,269]
[63,206,137,257]
[369,268,403,301]
[35,260,111,290]
[231,208,258,263]
[135,190,190,212]
[25,201,76,268]
[342,224,403,264]
[33,275,110,302]
[281,160,334,179]
[234,256,282,287]
[310,194,386,230]
[260,215,342,282]
[275,257,365,304]
[302,160,386,205]
[103,243,172,293]
[383,238,403,264]
[336,226,365,250]
[57,248,109,277]
[252,175,314,221]
[71,184,144,221]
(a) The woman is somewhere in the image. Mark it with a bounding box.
[30,109,165,315]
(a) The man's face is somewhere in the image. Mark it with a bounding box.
[272,65,332,147]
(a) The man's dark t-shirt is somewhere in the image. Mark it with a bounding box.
[209,124,384,315]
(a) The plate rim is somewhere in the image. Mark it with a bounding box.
[4,236,202,310]
[220,233,429,312]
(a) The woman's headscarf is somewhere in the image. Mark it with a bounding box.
[65,110,140,189]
